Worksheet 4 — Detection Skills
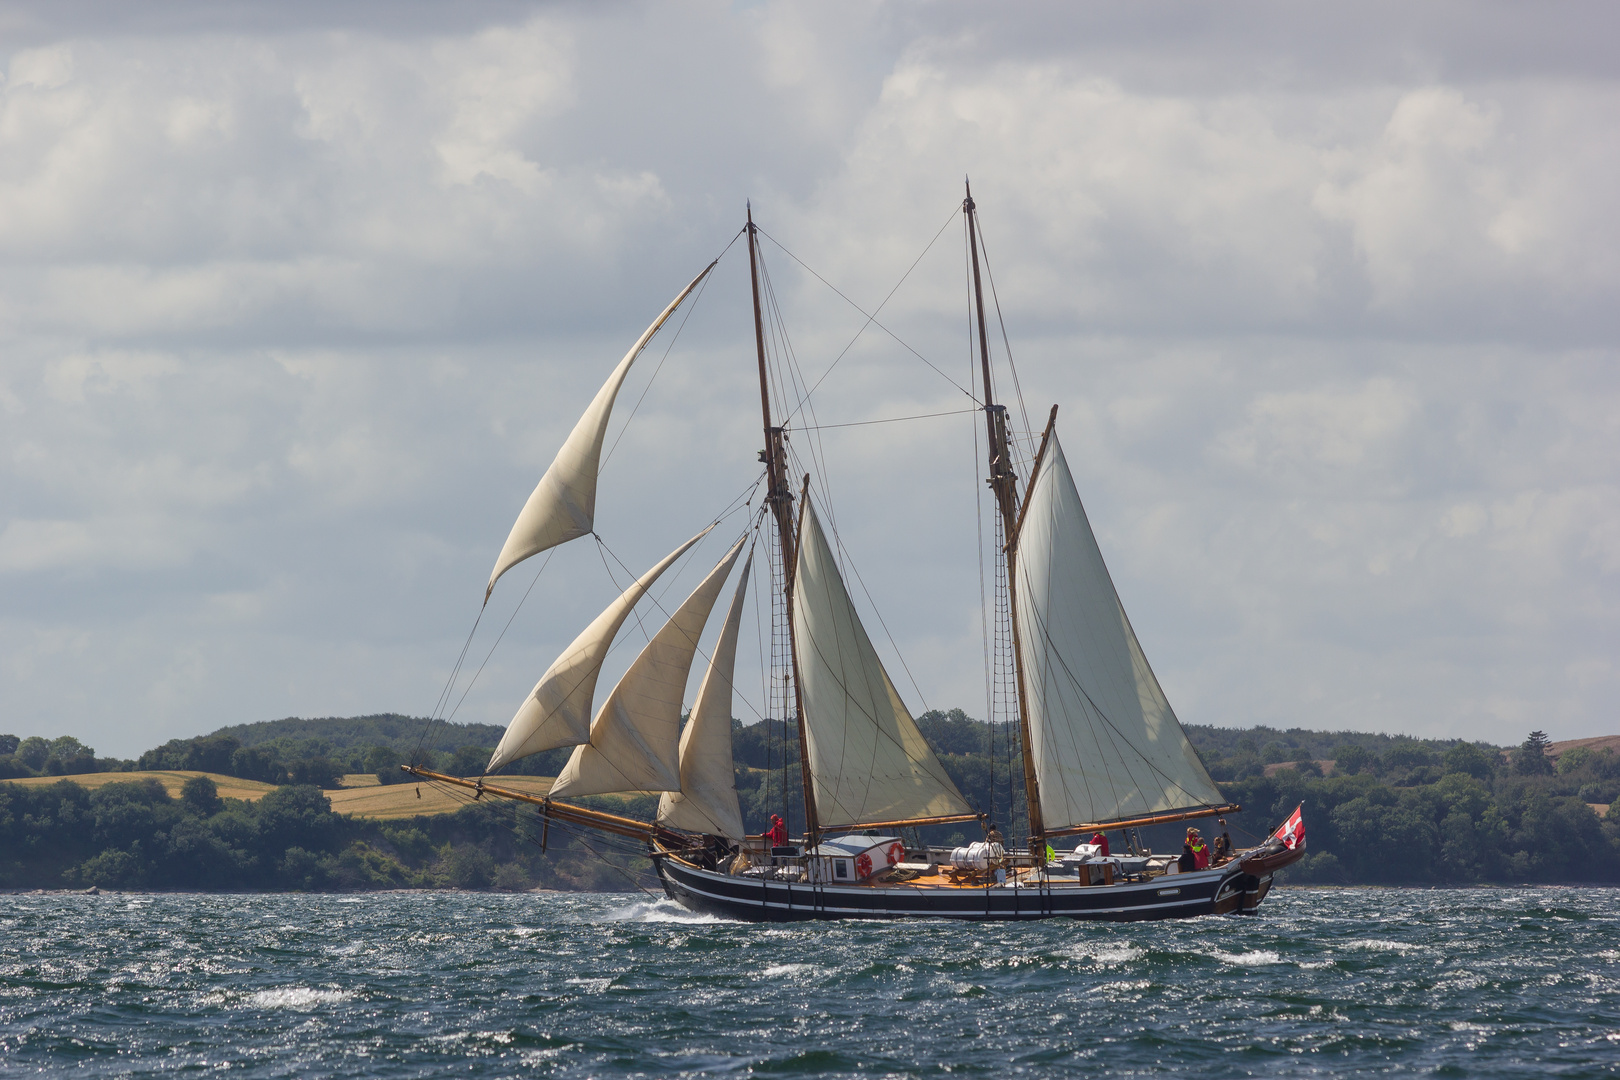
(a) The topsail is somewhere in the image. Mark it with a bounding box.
[484,262,716,603]
[485,525,714,773]
[1013,433,1224,830]
[549,538,746,799]
[658,552,752,840]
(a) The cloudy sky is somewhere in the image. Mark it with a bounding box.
[2,1,1616,758]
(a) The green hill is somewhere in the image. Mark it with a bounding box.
[209,713,505,754]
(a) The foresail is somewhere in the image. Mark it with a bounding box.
[484,262,716,603]
[485,524,714,773]
[1014,434,1224,830]
[793,497,973,827]
[659,552,752,840]
[549,538,746,799]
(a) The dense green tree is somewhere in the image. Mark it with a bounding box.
[1333,745,1372,775]
[1513,731,1555,776]
[181,775,222,816]
[1443,741,1498,781]
[16,737,51,771]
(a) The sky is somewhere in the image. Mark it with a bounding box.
[1,1,1616,758]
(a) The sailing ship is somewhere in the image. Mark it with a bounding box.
[406,185,1306,921]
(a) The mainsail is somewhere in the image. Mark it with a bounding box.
[1013,433,1224,830]
[484,262,716,603]
[659,552,752,839]
[485,524,714,773]
[549,538,746,799]
[793,496,973,827]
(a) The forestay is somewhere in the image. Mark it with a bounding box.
[793,497,973,827]
[550,538,746,799]
[484,263,716,603]
[658,552,752,839]
[485,525,714,773]
[1013,433,1224,830]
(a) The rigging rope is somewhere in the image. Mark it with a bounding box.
[786,408,977,431]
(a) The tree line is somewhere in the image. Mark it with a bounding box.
[5,715,1618,890]
[0,773,655,893]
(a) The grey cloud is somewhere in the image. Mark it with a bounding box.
[0,2,1614,755]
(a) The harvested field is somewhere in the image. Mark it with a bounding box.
[325,775,554,820]
[2,770,555,820]
[4,770,278,802]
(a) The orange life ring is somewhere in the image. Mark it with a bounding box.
[855,852,873,878]
[886,842,905,866]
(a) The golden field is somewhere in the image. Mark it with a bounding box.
[2,770,556,820]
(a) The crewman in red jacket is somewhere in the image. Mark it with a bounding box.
[1187,828,1210,870]
[765,815,788,848]
[1089,831,1111,857]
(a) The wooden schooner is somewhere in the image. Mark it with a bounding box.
[406,185,1306,920]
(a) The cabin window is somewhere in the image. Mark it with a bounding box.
[834,860,850,879]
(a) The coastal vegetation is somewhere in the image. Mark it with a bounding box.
[2,718,1616,891]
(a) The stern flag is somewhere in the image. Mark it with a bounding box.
[1271,804,1306,850]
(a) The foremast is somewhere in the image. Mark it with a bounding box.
[747,203,820,850]
[964,180,1046,856]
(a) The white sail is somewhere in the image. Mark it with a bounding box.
[659,552,752,839]
[549,538,745,799]
[793,497,973,827]
[484,262,716,603]
[485,525,714,773]
[1014,433,1224,829]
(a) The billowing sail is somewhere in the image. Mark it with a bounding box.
[485,262,716,603]
[659,552,752,839]
[793,497,973,827]
[549,538,745,799]
[485,525,714,773]
[1013,433,1224,830]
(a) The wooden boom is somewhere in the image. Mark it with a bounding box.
[401,766,691,847]
[1042,803,1244,839]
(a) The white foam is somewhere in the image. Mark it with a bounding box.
[602,899,734,924]
[1064,944,1144,965]
[244,987,352,1010]
[1343,939,1424,954]
[761,963,813,977]
[1213,949,1285,966]
[564,977,612,994]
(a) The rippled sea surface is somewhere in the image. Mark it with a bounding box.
[3,887,1619,1077]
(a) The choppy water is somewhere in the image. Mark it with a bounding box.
[3,887,1618,1078]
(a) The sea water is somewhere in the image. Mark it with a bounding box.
[2,887,1618,1077]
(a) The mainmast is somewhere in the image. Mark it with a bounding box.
[964,180,1046,850]
[746,203,821,848]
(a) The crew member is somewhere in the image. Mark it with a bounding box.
[1177,840,1196,873]
[1089,831,1110,857]
[1187,828,1210,870]
[766,814,788,849]
[1211,819,1233,864]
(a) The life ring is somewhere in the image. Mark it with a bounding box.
[855,852,873,878]
[886,842,905,866]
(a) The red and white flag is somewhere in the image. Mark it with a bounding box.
[1271,804,1306,850]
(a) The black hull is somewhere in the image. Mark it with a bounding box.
[651,845,1300,923]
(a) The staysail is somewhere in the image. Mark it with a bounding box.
[659,552,752,839]
[793,496,973,827]
[1013,433,1224,830]
[485,524,714,772]
[549,538,746,799]
[484,262,716,603]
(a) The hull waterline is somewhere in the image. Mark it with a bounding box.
[651,843,1304,923]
